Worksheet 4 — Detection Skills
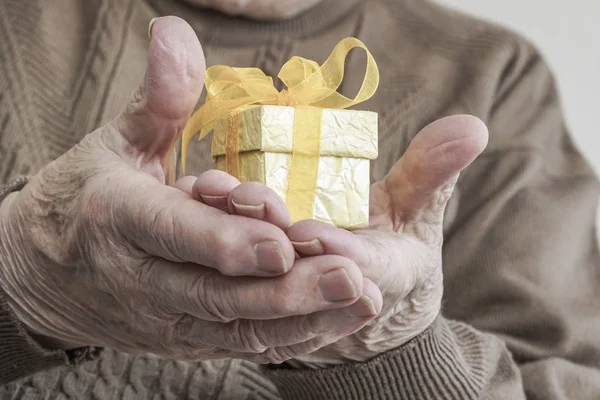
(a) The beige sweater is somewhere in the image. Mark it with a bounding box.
[1,0,600,398]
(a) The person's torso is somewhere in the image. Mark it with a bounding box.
[0,0,524,398]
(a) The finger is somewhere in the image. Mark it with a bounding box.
[286,219,367,263]
[286,219,425,295]
[177,279,382,357]
[111,16,206,172]
[192,169,240,210]
[176,172,292,229]
[173,176,196,194]
[151,254,364,321]
[173,170,241,210]
[228,182,292,230]
[123,179,294,276]
[254,280,383,365]
[192,172,292,229]
[385,115,488,220]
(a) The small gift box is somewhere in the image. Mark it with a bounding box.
[182,37,379,229]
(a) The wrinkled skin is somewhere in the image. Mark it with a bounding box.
[180,0,323,20]
[0,17,384,365]
[293,115,489,364]
[178,114,489,365]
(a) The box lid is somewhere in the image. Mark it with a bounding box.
[211,105,378,159]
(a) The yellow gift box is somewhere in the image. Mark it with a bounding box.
[181,37,379,229]
[211,105,377,229]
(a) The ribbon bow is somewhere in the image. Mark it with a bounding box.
[181,37,380,172]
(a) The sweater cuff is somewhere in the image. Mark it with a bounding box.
[264,317,488,400]
[0,177,100,384]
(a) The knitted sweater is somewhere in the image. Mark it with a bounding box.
[1,0,600,399]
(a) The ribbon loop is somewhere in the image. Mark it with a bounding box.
[278,57,321,88]
[181,37,379,174]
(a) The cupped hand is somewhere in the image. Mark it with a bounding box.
[285,115,489,364]
[0,17,381,364]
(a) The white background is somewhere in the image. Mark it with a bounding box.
[436,0,600,172]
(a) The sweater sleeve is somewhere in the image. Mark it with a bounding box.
[263,42,600,399]
[0,178,100,385]
[265,316,525,399]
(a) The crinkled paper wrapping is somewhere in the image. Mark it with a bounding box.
[213,105,378,229]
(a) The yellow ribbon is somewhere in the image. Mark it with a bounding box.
[181,37,379,221]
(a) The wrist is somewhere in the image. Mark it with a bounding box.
[286,308,440,369]
[1,192,40,339]
[266,318,485,400]
[0,186,81,351]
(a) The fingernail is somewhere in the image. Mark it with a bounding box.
[199,194,229,202]
[291,239,325,256]
[148,17,159,39]
[255,241,288,274]
[318,269,358,302]
[199,194,229,210]
[231,199,266,220]
[347,295,378,318]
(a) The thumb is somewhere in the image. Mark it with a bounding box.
[384,115,488,225]
[112,16,205,174]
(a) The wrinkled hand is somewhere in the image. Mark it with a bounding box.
[0,17,381,363]
[286,115,489,364]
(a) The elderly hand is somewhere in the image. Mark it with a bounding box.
[286,115,489,364]
[0,17,381,364]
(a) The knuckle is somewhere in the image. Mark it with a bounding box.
[126,195,181,259]
[310,335,330,351]
[300,313,325,336]
[163,313,191,349]
[228,320,269,353]
[190,273,237,322]
[136,258,161,287]
[211,226,246,275]
[269,281,301,316]
[148,201,177,244]
[79,180,120,237]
